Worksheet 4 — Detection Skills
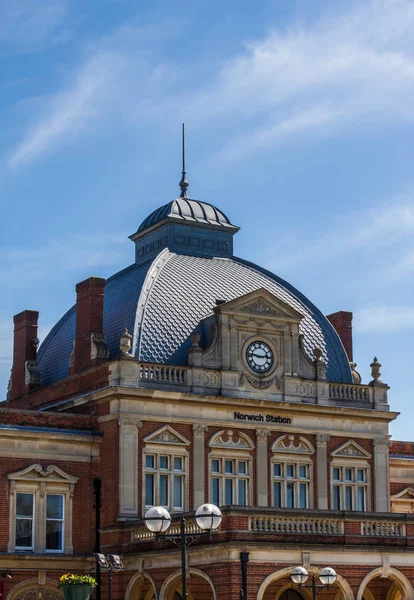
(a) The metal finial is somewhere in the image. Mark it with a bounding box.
[179,123,189,198]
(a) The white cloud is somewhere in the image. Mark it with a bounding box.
[354,305,414,333]
[268,201,414,270]
[7,0,414,167]
[0,0,70,54]
[0,232,128,284]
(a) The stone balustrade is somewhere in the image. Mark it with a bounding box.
[329,383,370,402]
[250,515,343,535]
[361,520,405,537]
[139,363,187,385]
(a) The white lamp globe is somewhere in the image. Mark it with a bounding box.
[290,567,309,585]
[195,503,222,531]
[144,506,171,533]
[319,568,337,586]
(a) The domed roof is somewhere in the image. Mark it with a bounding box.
[38,250,352,386]
[138,198,237,232]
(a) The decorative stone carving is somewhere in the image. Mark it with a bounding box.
[316,433,330,446]
[91,332,109,360]
[256,429,270,442]
[370,357,382,383]
[373,438,392,448]
[300,381,315,397]
[350,362,362,384]
[203,370,220,387]
[331,440,371,459]
[272,434,314,454]
[144,425,190,446]
[210,430,254,449]
[120,327,134,357]
[7,464,79,483]
[239,372,282,390]
[236,298,290,317]
[24,360,40,386]
[193,424,208,437]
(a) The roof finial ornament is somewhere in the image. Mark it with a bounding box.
[179,123,189,198]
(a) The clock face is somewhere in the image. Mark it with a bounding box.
[246,341,274,373]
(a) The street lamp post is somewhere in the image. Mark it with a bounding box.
[144,503,222,600]
[291,567,337,600]
[94,553,124,600]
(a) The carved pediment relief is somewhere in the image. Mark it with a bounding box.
[8,464,78,484]
[144,425,190,446]
[331,440,371,459]
[391,487,414,500]
[272,435,314,454]
[217,288,304,322]
[209,429,255,450]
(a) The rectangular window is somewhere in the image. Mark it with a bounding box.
[173,476,183,509]
[160,474,169,506]
[225,478,234,504]
[299,465,308,479]
[46,494,64,552]
[345,468,353,482]
[212,478,220,505]
[238,479,247,506]
[333,468,341,481]
[212,460,220,474]
[357,469,365,482]
[159,456,169,470]
[299,483,308,508]
[345,486,353,510]
[273,482,282,508]
[146,455,155,469]
[145,474,154,506]
[274,464,282,478]
[286,464,295,478]
[357,487,366,511]
[16,493,34,550]
[174,457,183,471]
[286,482,294,508]
[333,485,341,511]
[225,460,234,475]
[238,461,247,475]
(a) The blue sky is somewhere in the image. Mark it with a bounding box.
[1,0,414,439]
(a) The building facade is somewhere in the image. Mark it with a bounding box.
[2,178,414,600]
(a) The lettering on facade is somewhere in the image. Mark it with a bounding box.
[234,412,292,424]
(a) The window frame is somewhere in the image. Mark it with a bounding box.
[208,450,253,507]
[8,464,77,554]
[143,445,189,514]
[330,460,370,511]
[271,456,313,509]
[45,493,65,553]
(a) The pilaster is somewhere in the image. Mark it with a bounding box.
[316,433,330,509]
[256,429,270,507]
[373,438,391,512]
[118,417,142,519]
[193,424,208,508]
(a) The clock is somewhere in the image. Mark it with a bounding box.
[246,341,274,373]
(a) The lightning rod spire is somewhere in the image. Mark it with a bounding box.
[179,123,189,198]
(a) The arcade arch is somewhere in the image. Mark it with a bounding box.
[125,572,157,600]
[159,568,216,600]
[257,566,354,600]
[356,568,413,600]
[6,579,63,600]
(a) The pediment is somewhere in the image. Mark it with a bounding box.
[209,429,255,450]
[144,425,190,446]
[8,464,78,484]
[391,487,414,500]
[216,288,304,322]
[272,435,314,454]
[331,440,371,459]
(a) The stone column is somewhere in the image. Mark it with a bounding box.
[256,429,270,507]
[193,424,208,509]
[373,439,391,512]
[316,433,330,509]
[118,417,142,519]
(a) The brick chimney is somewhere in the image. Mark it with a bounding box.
[8,310,40,400]
[72,277,109,374]
[326,310,353,361]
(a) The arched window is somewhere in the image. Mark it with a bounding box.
[271,435,314,509]
[208,430,254,506]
